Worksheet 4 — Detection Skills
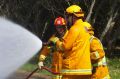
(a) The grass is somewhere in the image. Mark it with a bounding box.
[20,62,52,75]
[107,58,120,79]
[20,58,120,79]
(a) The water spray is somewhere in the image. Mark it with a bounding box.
[0,17,42,79]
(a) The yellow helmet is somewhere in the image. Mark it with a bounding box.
[83,22,94,35]
[66,5,84,17]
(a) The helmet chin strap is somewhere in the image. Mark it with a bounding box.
[61,30,67,37]
[72,14,78,24]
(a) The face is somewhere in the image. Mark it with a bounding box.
[67,15,73,26]
[66,14,77,27]
[55,25,66,36]
[67,15,73,23]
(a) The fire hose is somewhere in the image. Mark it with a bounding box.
[25,42,60,79]
[25,66,60,79]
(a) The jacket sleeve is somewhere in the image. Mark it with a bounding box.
[90,38,105,60]
[39,35,56,61]
[39,46,51,61]
[56,25,80,51]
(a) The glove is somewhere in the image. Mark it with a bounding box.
[49,37,59,44]
[39,55,46,61]
[38,61,44,69]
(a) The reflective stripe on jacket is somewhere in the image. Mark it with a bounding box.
[93,56,107,67]
[52,74,62,79]
[102,74,110,79]
[61,69,92,75]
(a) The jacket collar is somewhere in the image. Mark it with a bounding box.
[63,30,68,39]
[74,19,83,25]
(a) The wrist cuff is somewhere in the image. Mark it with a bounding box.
[39,55,46,61]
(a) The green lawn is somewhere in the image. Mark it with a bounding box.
[20,58,120,79]
[20,62,52,75]
[107,58,120,79]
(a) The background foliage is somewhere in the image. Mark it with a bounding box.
[0,0,120,56]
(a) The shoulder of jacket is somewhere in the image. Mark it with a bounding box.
[90,36,100,42]
[69,24,80,32]
[93,36,100,41]
[91,36,102,44]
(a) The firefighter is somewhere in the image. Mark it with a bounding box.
[38,17,68,79]
[50,5,92,79]
[83,22,110,79]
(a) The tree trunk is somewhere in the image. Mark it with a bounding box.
[85,0,95,22]
[100,1,118,41]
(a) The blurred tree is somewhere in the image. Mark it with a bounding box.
[0,0,120,57]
